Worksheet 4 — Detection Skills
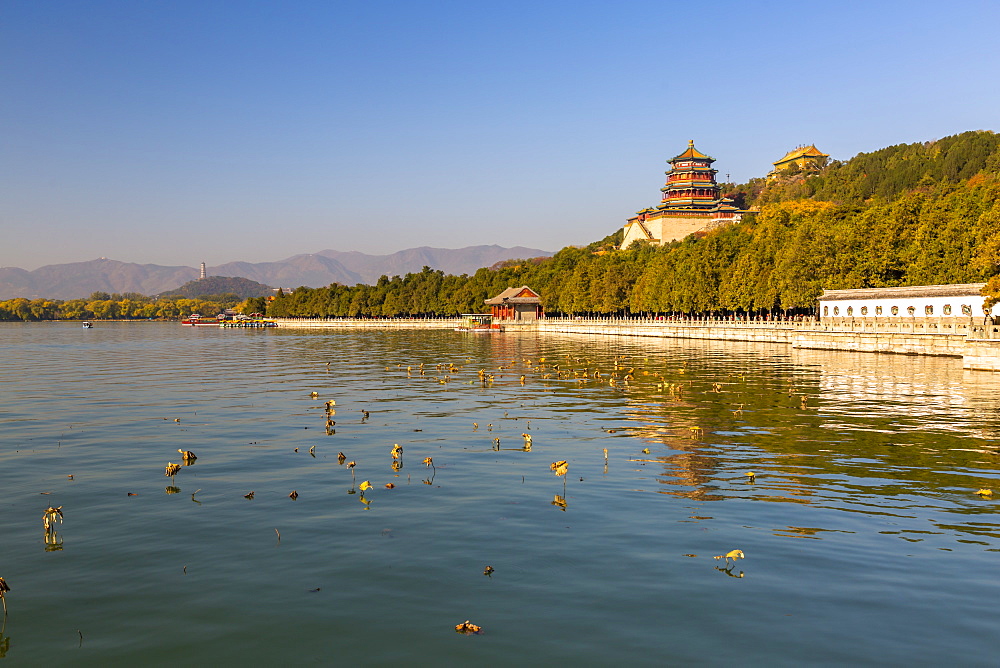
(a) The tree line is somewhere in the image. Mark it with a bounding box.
[0,292,244,322]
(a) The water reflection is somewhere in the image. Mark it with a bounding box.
[714,564,745,578]
[43,528,63,552]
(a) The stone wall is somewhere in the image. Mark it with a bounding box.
[271,317,1000,371]
[963,339,1000,371]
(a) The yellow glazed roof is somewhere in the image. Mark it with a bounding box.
[773,145,829,166]
[671,140,713,161]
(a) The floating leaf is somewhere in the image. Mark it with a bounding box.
[423,457,434,468]
[455,620,483,635]
[550,461,568,477]
[385,483,396,489]
[0,576,9,616]
[359,480,372,492]
[714,549,745,564]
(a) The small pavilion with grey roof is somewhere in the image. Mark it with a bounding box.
[484,286,543,321]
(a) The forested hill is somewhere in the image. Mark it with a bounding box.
[268,131,1000,318]
[731,130,1000,208]
[161,276,273,299]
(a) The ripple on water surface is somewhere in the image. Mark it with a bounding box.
[1,322,999,665]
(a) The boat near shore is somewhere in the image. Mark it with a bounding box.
[455,313,502,333]
[220,318,277,328]
[181,314,220,326]
[182,313,275,328]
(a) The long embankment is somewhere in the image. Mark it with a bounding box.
[273,317,1000,371]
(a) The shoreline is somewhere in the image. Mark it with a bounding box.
[272,317,1000,371]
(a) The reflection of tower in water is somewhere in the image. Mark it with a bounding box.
[623,401,728,502]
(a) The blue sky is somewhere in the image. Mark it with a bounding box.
[3,0,999,270]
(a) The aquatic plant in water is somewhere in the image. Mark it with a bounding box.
[0,577,9,616]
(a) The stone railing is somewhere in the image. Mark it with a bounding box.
[520,316,1000,338]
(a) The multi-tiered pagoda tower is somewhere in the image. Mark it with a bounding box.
[620,141,746,249]
[660,140,720,208]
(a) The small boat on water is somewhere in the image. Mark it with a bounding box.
[455,314,502,333]
[181,314,221,326]
[220,318,277,328]
[181,313,276,328]
[82,321,93,329]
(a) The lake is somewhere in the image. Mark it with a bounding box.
[1,321,998,665]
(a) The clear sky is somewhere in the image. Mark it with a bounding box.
[3,0,999,270]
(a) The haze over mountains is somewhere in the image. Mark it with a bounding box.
[0,245,553,300]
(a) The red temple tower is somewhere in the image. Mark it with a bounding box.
[620,140,747,249]
[660,140,720,208]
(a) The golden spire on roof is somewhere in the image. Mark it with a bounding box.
[671,140,713,162]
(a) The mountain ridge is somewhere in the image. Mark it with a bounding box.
[0,245,554,299]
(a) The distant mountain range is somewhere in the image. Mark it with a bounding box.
[0,245,554,300]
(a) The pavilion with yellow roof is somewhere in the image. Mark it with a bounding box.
[768,145,829,179]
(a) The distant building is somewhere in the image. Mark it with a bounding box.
[620,141,747,249]
[485,286,543,321]
[768,145,829,179]
[819,284,998,323]
[200,262,207,280]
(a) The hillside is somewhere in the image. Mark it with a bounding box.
[728,130,1000,208]
[160,276,274,299]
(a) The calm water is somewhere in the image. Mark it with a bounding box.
[1,322,999,665]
